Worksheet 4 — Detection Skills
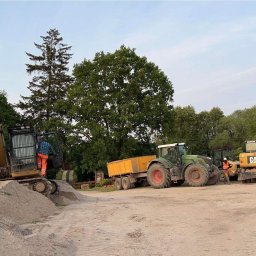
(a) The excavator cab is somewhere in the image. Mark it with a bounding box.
[0,125,62,195]
[8,126,63,178]
[8,126,39,178]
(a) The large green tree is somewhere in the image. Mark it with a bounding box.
[19,28,73,131]
[68,45,174,172]
[0,91,20,127]
[210,106,256,157]
[167,106,224,155]
[0,91,20,142]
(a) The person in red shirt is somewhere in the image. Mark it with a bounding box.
[222,157,231,184]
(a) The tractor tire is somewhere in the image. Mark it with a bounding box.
[114,178,123,190]
[207,165,220,185]
[147,163,171,189]
[185,164,209,187]
[122,177,131,190]
[171,180,185,186]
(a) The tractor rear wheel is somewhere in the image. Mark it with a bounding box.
[114,178,123,190]
[147,163,171,189]
[122,177,131,190]
[185,164,209,187]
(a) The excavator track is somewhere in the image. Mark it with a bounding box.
[17,178,58,196]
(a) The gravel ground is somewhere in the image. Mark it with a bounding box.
[25,182,256,256]
[0,180,80,256]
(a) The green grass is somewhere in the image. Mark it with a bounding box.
[31,219,41,224]
[82,186,116,192]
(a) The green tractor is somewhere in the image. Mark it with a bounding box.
[147,143,220,188]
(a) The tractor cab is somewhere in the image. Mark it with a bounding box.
[158,143,186,164]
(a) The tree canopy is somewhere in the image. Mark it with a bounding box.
[0,91,20,128]
[18,28,73,132]
[67,45,174,172]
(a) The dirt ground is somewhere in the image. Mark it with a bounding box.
[19,182,256,256]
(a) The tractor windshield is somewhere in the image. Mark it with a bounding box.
[159,147,168,157]
[160,147,178,163]
[178,144,186,156]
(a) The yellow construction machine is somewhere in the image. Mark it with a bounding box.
[0,126,62,195]
[238,141,256,182]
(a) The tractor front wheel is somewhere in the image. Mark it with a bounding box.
[185,164,209,187]
[147,163,171,189]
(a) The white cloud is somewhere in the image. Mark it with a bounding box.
[123,15,256,114]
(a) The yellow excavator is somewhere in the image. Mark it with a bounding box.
[238,141,256,182]
[0,126,62,195]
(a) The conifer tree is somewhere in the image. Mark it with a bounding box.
[19,28,73,131]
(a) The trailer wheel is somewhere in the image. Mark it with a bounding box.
[185,164,209,187]
[147,163,171,189]
[114,178,123,190]
[122,177,131,190]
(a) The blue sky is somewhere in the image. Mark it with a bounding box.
[0,1,256,114]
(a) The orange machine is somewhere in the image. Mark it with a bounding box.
[0,126,61,195]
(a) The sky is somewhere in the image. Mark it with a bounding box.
[0,1,256,115]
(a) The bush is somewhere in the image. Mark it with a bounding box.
[95,178,113,187]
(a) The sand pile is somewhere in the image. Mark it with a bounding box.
[0,180,57,224]
[0,181,76,256]
[50,180,84,206]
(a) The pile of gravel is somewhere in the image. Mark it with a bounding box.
[50,180,84,206]
[0,217,74,256]
[0,181,76,256]
[0,181,57,224]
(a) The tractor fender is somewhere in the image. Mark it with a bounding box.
[147,158,170,170]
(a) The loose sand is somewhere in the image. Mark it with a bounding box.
[32,183,256,256]
[0,180,81,256]
[2,181,256,256]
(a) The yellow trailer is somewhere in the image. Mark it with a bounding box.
[107,155,156,190]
